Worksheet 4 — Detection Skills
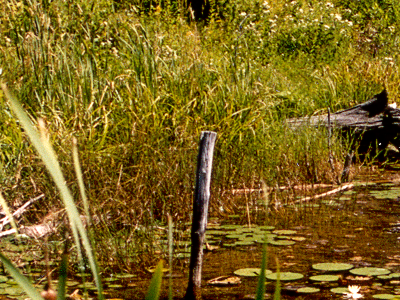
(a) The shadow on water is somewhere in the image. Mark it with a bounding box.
[3,174,400,299]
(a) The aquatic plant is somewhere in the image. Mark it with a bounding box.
[345,285,363,299]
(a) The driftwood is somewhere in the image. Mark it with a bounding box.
[0,194,45,230]
[288,90,400,153]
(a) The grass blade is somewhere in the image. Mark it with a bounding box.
[0,252,43,300]
[255,244,268,300]
[273,258,281,300]
[1,84,104,299]
[0,192,18,235]
[167,214,173,300]
[56,252,69,300]
[72,137,91,224]
[145,260,164,300]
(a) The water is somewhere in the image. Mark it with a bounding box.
[2,178,400,299]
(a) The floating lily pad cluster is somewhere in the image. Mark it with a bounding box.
[233,261,400,298]
[155,225,304,259]
[370,186,400,200]
[207,225,303,248]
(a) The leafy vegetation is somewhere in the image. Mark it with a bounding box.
[0,0,399,272]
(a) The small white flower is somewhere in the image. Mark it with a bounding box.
[326,2,334,8]
[345,285,363,299]
[240,11,247,17]
[334,14,342,21]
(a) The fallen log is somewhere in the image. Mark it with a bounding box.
[287,89,400,154]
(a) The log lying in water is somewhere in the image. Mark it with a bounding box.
[287,90,400,153]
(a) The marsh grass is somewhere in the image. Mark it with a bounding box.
[0,0,399,271]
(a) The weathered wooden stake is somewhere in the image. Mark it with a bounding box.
[184,131,217,300]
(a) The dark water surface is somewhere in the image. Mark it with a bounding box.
[3,175,400,299]
[114,177,400,300]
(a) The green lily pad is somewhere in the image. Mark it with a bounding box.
[268,240,295,246]
[206,230,227,236]
[258,226,276,231]
[233,268,273,277]
[104,277,119,282]
[312,263,354,272]
[234,241,254,246]
[372,294,397,299]
[378,273,400,280]
[309,275,339,282]
[226,234,243,239]
[3,286,24,296]
[350,267,391,276]
[220,225,242,230]
[273,230,297,235]
[330,287,351,294]
[107,284,124,288]
[297,287,320,293]
[291,236,306,242]
[0,276,8,283]
[266,272,304,281]
[66,281,79,286]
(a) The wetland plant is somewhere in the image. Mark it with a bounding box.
[0,85,164,300]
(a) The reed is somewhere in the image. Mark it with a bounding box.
[0,0,399,271]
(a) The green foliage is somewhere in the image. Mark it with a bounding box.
[145,260,164,300]
[0,0,399,271]
[255,244,268,300]
[0,252,43,300]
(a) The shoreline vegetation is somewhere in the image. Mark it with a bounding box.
[0,0,399,273]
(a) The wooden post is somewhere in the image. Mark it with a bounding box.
[184,131,217,300]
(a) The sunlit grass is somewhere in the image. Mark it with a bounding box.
[0,0,398,271]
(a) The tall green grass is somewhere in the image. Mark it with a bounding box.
[0,0,399,271]
[0,84,165,300]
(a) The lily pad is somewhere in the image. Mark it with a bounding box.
[350,267,391,276]
[234,241,254,246]
[273,230,297,235]
[226,234,243,239]
[107,284,124,288]
[220,225,242,230]
[268,240,295,246]
[266,272,304,281]
[330,287,351,294]
[258,226,276,231]
[234,268,273,277]
[309,275,339,282]
[206,230,227,236]
[378,273,400,280]
[291,236,306,242]
[312,263,354,272]
[372,294,397,299]
[0,276,8,283]
[297,287,320,293]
